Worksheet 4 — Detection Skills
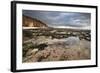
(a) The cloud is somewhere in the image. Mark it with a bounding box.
[23,10,91,27]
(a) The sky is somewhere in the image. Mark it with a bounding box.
[23,10,91,28]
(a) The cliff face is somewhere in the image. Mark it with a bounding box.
[23,15,47,27]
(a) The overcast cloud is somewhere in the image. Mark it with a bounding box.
[23,10,91,28]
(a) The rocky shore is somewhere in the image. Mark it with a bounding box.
[22,29,91,63]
